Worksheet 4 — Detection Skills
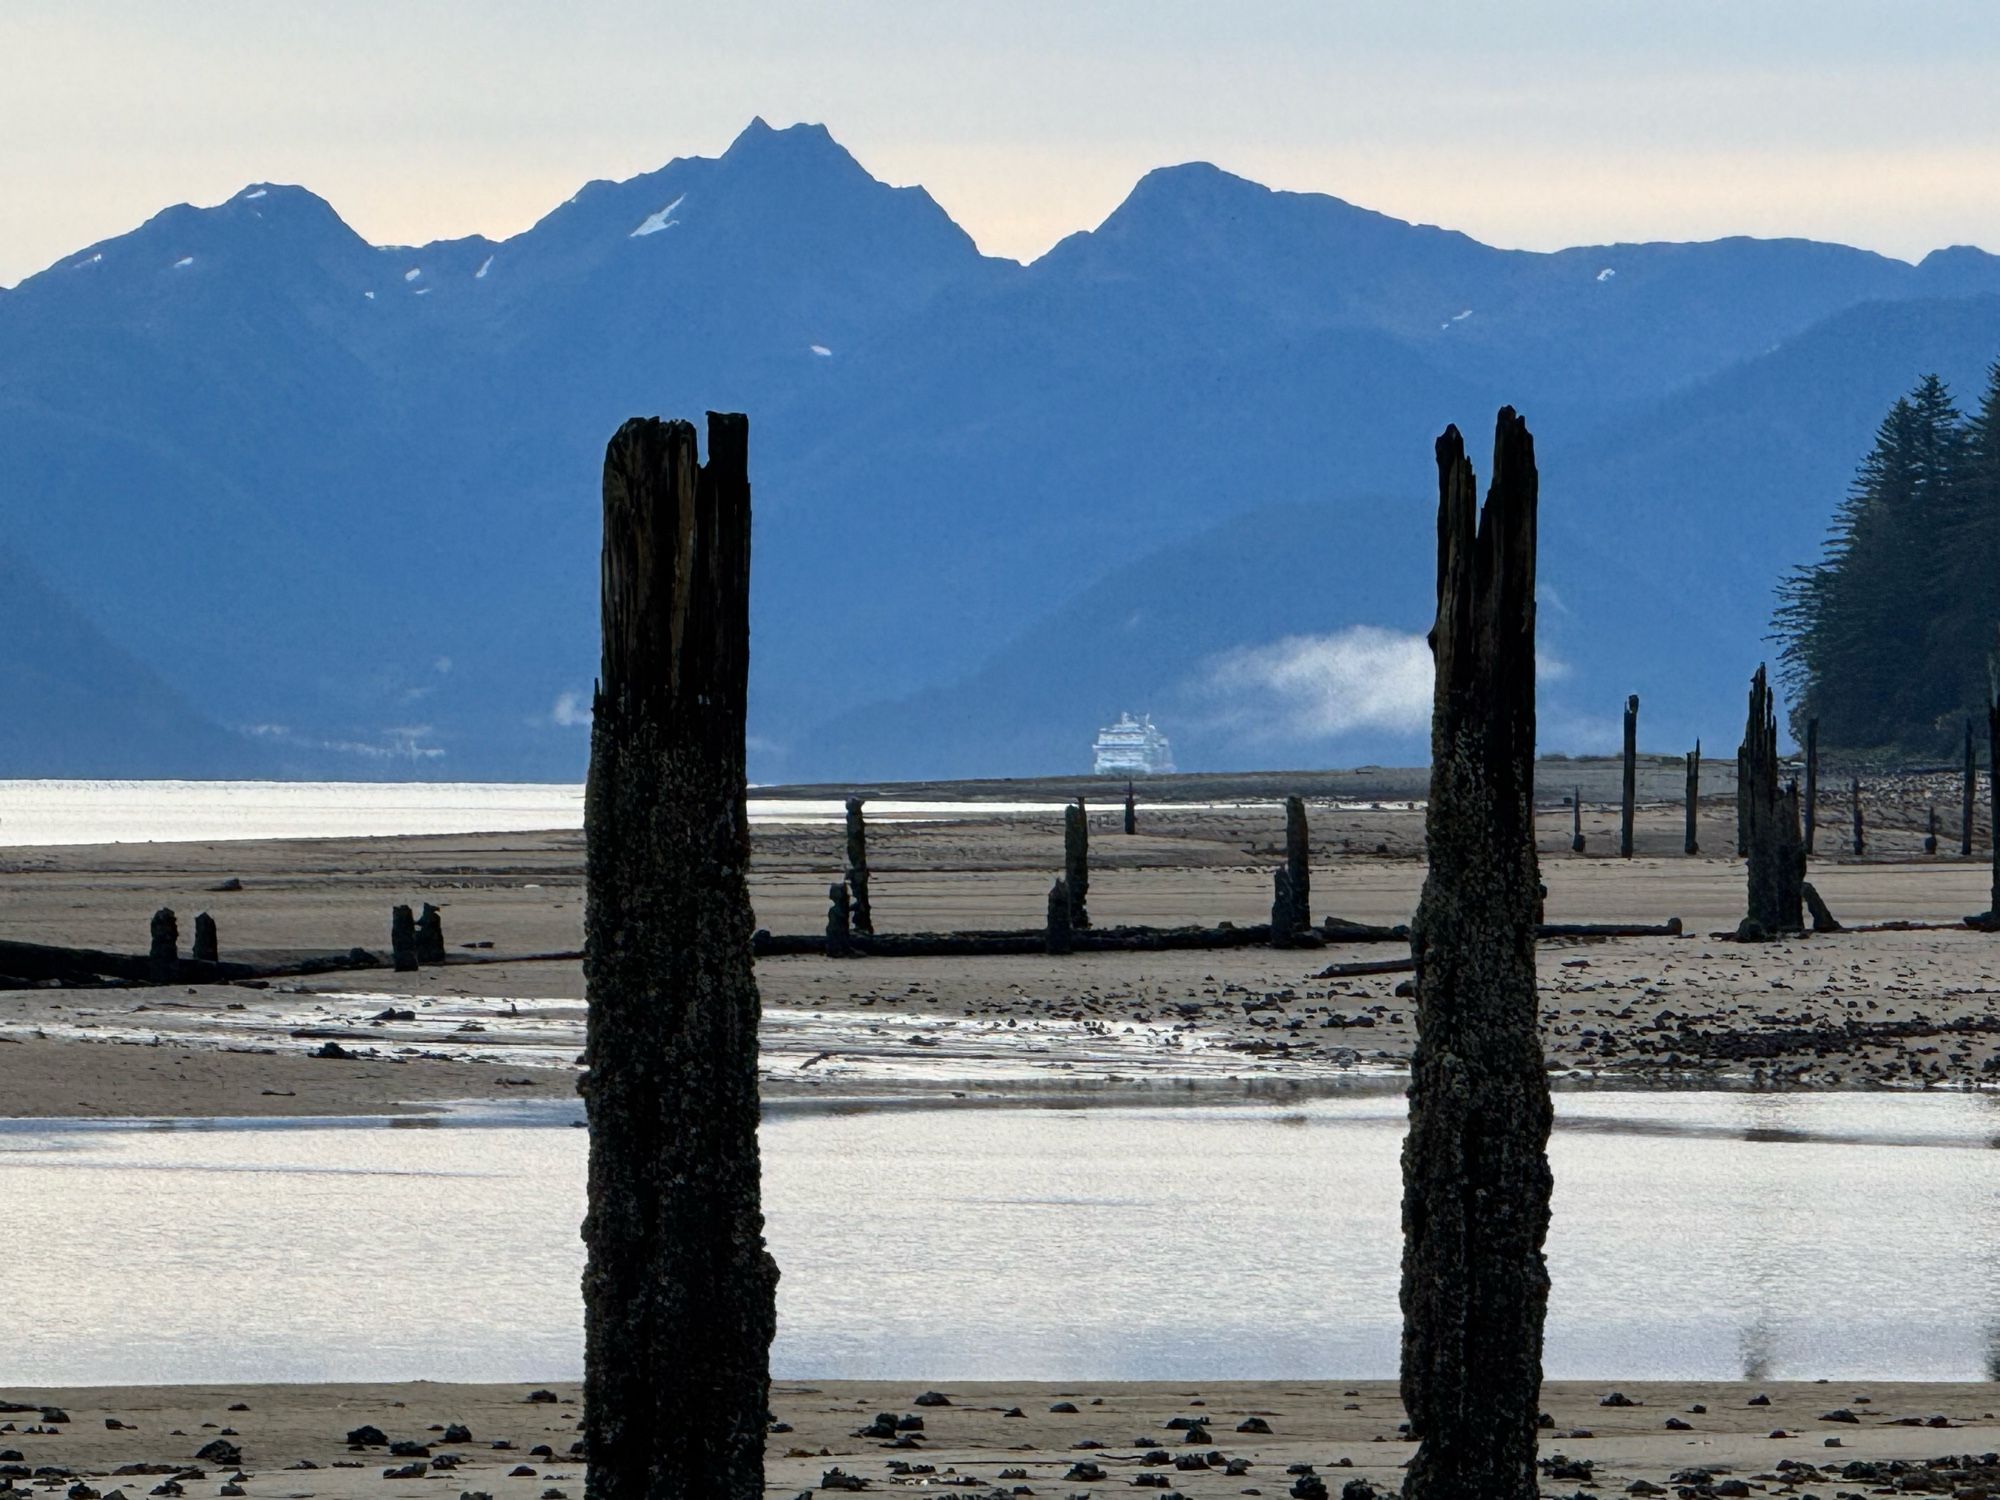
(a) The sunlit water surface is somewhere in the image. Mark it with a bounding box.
[2,1091,1995,1385]
[0,780,1112,845]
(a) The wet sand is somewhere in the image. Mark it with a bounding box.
[3,1379,1996,1498]
[5,793,2000,1116]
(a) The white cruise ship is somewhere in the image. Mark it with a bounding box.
[1091,713,1175,776]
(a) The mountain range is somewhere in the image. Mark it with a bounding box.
[4,117,1997,781]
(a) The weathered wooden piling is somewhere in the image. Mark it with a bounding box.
[1684,743,1701,856]
[1851,775,1865,857]
[148,908,178,984]
[582,412,776,1500]
[1064,800,1090,928]
[192,912,218,964]
[1569,786,1585,853]
[1803,716,1819,857]
[824,881,852,957]
[415,902,446,965]
[390,905,417,973]
[1739,665,1806,939]
[1965,719,1978,857]
[1926,806,1939,856]
[1285,794,1312,929]
[1400,411,1551,1500]
[1045,877,1074,955]
[1123,781,1137,836]
[1619,694,1638,857]
[844,800,876,928]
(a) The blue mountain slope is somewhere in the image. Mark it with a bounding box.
[3,119,1997,779]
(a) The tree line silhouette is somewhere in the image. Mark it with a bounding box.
[1775,363,2000,755]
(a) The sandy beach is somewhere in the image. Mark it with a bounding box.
[2,1379,1997,1498]
[4,785,2000,1116]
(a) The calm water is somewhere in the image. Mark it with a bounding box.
[2,1092,1996,1386]
[0,780,1096,846]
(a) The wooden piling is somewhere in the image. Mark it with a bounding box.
[1064,800,1090,929]
[148,908,178,985]
[1851,775,1864,857]
[1123,781,1137,836]
[843,798,872,935]
[1619,694,1638,857]
[824,881,852,957]
[390,905,417,973]
[1285,794,1312,930]
[1400,411,1550,1500]
[415,902,446,965]
[1045,877,1074,955]
[581,412,775,1500]
[192,912,218,964]
[1570,786,1585,854]
[1739,666,1806,939]
[1683,743,1700,856]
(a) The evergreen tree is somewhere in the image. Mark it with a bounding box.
[1775,372,1978,753]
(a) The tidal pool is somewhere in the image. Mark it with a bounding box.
[1,1090,1995,1385]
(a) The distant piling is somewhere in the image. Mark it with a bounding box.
[1683,743,1700,856]
[391,905,418,973]
[415,902,446,965]
[1851,776,1865,857]
[1045,877,1074,955]
[1064,800,1090,929]
[1123,781,1137,836]
[1570,786,1585,854]
[148,908,178,985]
[1619,694,1638,858]
[192,912,218,964]
[1738,665,1806,940]
[1925,805,1939,856]
[844,798,872,935]
[824,881,852,957]
[1285,795,1312,929]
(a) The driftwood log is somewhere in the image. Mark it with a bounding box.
[1400,411,1551,1500]
[582,412,776,1499]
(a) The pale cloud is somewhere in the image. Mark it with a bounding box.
[1195,627,1434,743]
[1194,626,1574,745]
[551,690,592,728]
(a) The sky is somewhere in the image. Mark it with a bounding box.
[5,0,2000,288]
